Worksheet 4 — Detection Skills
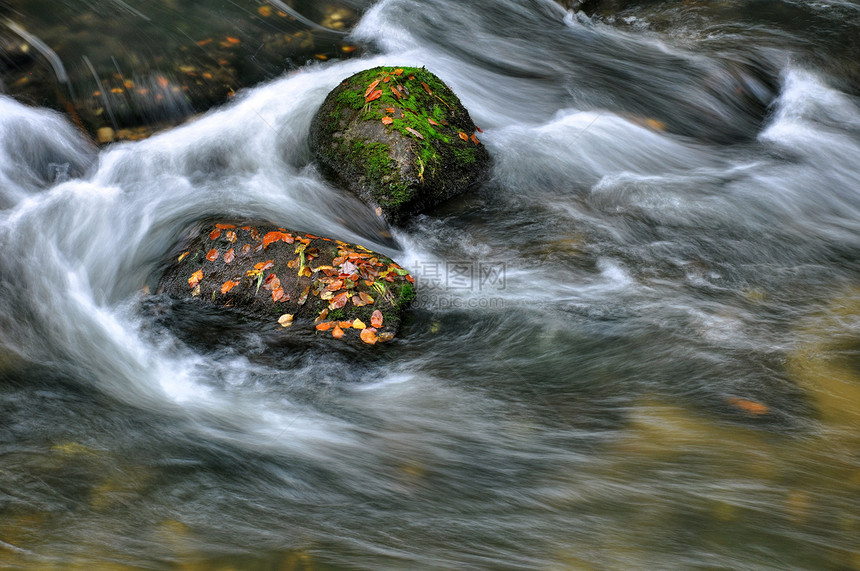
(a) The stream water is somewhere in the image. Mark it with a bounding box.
[1,0,859,569]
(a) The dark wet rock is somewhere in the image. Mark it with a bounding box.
[157,221,415,345]
[309,66,490,225]
[0,0,367,143]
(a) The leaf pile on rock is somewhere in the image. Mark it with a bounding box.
[310,66,490,224]
[158,221,415,344]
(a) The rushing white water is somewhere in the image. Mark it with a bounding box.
[1,0,859,568]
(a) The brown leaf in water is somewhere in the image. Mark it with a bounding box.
[206,249,219,262]
[727,397,769,415]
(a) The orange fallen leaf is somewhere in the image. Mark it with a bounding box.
[385,107,395,113]
[206,249,219,262]
[421,81,432,95]
[242,244,251,255]
[365,89,382,102]
[458,131,468,141]
[315,308,329,323]
[405,127,424,140]
[188,269,203,288]
[727,397,769,415]
[209,228,222,240]
[262,231,284,248]
[177,251,190,262]
[225,230,237,243]
[341,45,357,53]
[428,118,440,126]
[371,310,384,328]
[215,223,236,229]
[272,287,286,302]
[257,5,272,16]
[470,133,480,145]
[315,322,332,331]
[359,291,375,305]
[383,76,391,83]
[394,68,404,75]
[223,248,235,263]
[381,116,393,125]
[221,280,239,294]
[360,327,378,345]
[254,260,275,271]
[329,291,349,309]
[156,76,170,89]
[298,285,310,305]
[332,325,345,339]
[226,36,240,44]
[364,79,381,97]
[337,320,353,329]
[390,86,401,99]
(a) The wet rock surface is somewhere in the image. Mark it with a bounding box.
[310,66,490,224]
[0,0,368,143]
[157,220,415,345]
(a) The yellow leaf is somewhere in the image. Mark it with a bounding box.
[353,319,366,329]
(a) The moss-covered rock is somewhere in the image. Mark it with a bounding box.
[157,221,415,345]
[310,66,490,224]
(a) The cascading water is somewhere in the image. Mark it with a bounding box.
[1,0,859,568]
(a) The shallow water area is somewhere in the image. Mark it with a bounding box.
[1,0,860,569]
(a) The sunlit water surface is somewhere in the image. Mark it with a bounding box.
[1,0,859,569]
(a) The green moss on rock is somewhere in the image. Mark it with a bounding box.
[310,66,490,224]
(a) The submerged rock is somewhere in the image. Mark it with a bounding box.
[310,66,490,224]
[157,221,415,345]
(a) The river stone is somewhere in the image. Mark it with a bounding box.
[309,66,490,224]
[157,221,415,345]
